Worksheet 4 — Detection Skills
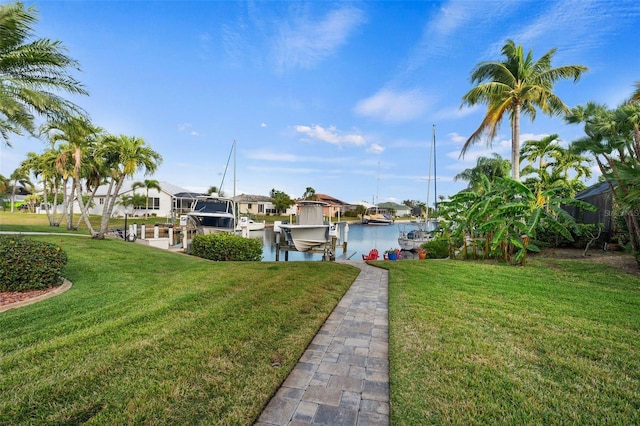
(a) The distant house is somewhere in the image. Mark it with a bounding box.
[564,181,615,241]
[233,194,275,216]
[90,181,202,219]
[378,201,411,217]
[314,194,351,218]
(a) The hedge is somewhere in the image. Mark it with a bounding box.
[191,233,262,261]
[0,236,68,291]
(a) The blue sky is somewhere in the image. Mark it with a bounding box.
[2,0,639,208]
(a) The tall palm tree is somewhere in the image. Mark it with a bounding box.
[93,135,162,239]
[0,2,87,145]
[43,116,102,229]
[132,179,161,219]
[461,39,587,180]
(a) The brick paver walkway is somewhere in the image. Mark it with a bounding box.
[255,261,389,426]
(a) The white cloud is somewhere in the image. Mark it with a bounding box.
[190,131,200,137]
[260,122,267,128]
[274,6,365,72]
[448,132,466,145]
[434,104,480,120]
[294,124,366,147]
[367,143,385,154]
[246,149,353,164]
[354,88,430,123]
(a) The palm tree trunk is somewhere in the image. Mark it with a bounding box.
[96,175,127,239]
[10,183,17,212]
[512,103,521,180]
[75,183,97,236]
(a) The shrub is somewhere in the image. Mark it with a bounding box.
[421,237,449,259]
[0,236,68,291]
[191,233,262,261]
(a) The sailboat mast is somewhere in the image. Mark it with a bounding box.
[425,128,433,221]
[376,161,380,207]
[433,124,437,213]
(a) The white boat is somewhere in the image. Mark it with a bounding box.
[398,124,438,251]
[236,216,266,231]
[398,219,438,251]
[278,201,330,252]
[362,207,393,225]
[187,194,236,234]
[363,162,393,225]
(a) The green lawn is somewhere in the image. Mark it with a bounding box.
[0,235,359,424]
[2,212,639,424]
[383,258,640,425]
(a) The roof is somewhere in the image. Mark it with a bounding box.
[315,193,349,206]
[233,194,273,203]
[575,181,614,200]
[378,201,409,210]
[94,180,193,197]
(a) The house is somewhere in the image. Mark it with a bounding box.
[233,194,275,216]
[90,180,202,220]
[378,201,411,217]
[314,194,351,218]
[564,181,615,241]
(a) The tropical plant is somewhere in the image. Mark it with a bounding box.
[302,187,317,200]
[0,174,7,193]
[460,39,587,180]
[92,134,162,239]
[520,134,592,198]
[567,98,640,251]
[0,1,87,145]
[7,166,32,212]
[42,116,103,229]
[439,175,594,265]
[454,153,511,191]
[119,193,146,216]
[20,148,65,226]
[132,179,161,219]
[629,81,640,103]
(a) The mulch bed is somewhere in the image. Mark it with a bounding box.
[0,287,60,306]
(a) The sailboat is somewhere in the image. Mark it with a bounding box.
[362,162,393,225]
[398,125,439,251]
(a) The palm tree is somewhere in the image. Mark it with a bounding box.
[21,149,64,225]
[132,179,161,219]
[460,39,587,180]
[42,116,102,229]
[302,187,317,200]
[629,81,640,104]
[567,100,640,250]
[0,2,87,145]
[93,135,162,239]
[8,166,32,212]
[0,174,8,195]
[454,153,511,191]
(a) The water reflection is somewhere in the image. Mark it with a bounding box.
[247,222,421,261]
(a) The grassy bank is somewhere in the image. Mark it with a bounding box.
[0,235,359,424]
[383,259,640,424]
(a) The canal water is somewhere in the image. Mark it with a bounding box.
[249,222,422,261]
